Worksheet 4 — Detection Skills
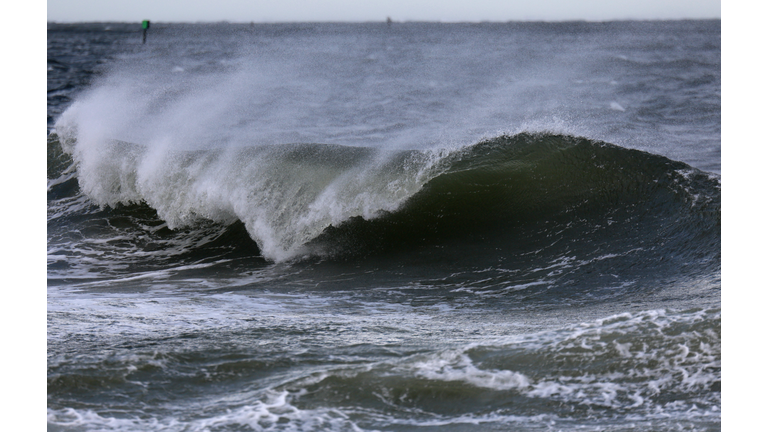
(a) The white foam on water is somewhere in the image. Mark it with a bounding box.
[386,307,720,414]
[410,349,531,391]
[361,410,558,429]
[48,390,368,432]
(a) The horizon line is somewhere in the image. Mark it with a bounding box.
[47,17,722,25]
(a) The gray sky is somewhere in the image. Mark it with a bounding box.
[48,0,720,23]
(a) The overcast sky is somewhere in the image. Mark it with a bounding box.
[48,0,720,23]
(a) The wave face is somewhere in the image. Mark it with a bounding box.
[312,133,719,262]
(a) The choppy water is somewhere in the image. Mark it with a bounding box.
[48,20,720,431]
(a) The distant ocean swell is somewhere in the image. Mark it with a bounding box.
[48,131,720,268]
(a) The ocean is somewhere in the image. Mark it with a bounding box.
[47,20,721,431]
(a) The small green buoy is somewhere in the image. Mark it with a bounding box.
[142,20,150,44]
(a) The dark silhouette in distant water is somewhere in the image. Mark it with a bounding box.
[387,16,392,26]
[142,20,150,44]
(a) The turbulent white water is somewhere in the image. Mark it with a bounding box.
[56,122,450,261]
[47,288,720,431]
